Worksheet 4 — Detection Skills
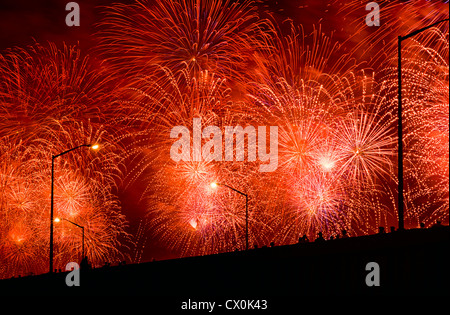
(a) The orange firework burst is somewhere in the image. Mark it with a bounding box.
[96,0,272,92]
[250,22,357,90]
[388,28,448,226]
[333,0,449,66]
[0,42,117,142]
[249,53,398,240]
[0,43,130,278]
[120,66,265,255]
[0,139,48,277]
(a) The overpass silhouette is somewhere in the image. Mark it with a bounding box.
[1,225,448,298]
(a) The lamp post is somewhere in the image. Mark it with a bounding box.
[210,182,249,251]
[50,144,99,273]
[397,18,449,231]
[54,217,85,261]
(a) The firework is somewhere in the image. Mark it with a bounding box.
[130,219,150,264]
[332,104,396,186]
[0,139,48,277]
[0,44,130,278]
[120,66,267,255]
[250,22,357,91]
[249,51,398,239]
[333,0,449,67]
[380,28,449,226]
[0,125,130,278]
[52,170,128,267]
[0,42,119,143]
[96,0,272,92]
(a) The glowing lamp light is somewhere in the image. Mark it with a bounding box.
[54,217,61,223]
[210,182,218,189]
[90,144,100,150]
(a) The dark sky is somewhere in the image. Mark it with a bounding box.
[0,0,135,52]
[0,0,340,52]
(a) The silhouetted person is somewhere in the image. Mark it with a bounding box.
[315,232,325,242]
[298,234,309,243]
[420,222,425,229]
[341,229,348,238]
[329,235,334,241]
[390,226,396,233]
[378,227,385,234]
[433,220,442,228]
[80,256,91,270]
[270,241,275,247]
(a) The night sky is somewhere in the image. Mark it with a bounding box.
[0,0,346,51]
[0,0,133,51]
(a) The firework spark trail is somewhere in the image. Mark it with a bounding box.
[96,0,273,92]
[249,74,397,240]
[250,22,358,91]
[120,66,268,255]
[379,28,449,226]
[248,25,351,175]
[332,0,449,227]
[0,43,118,142]
[118,67,236,186]
[332,104,396,186]
[130,219,149,264]
[248,20,398,239]
[333,0,449,67]
[0,138,50,277]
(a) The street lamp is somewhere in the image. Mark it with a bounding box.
[397,18,449,231]
[50,143,99,273]
[54,217,85,262]
[210,182,249,251]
